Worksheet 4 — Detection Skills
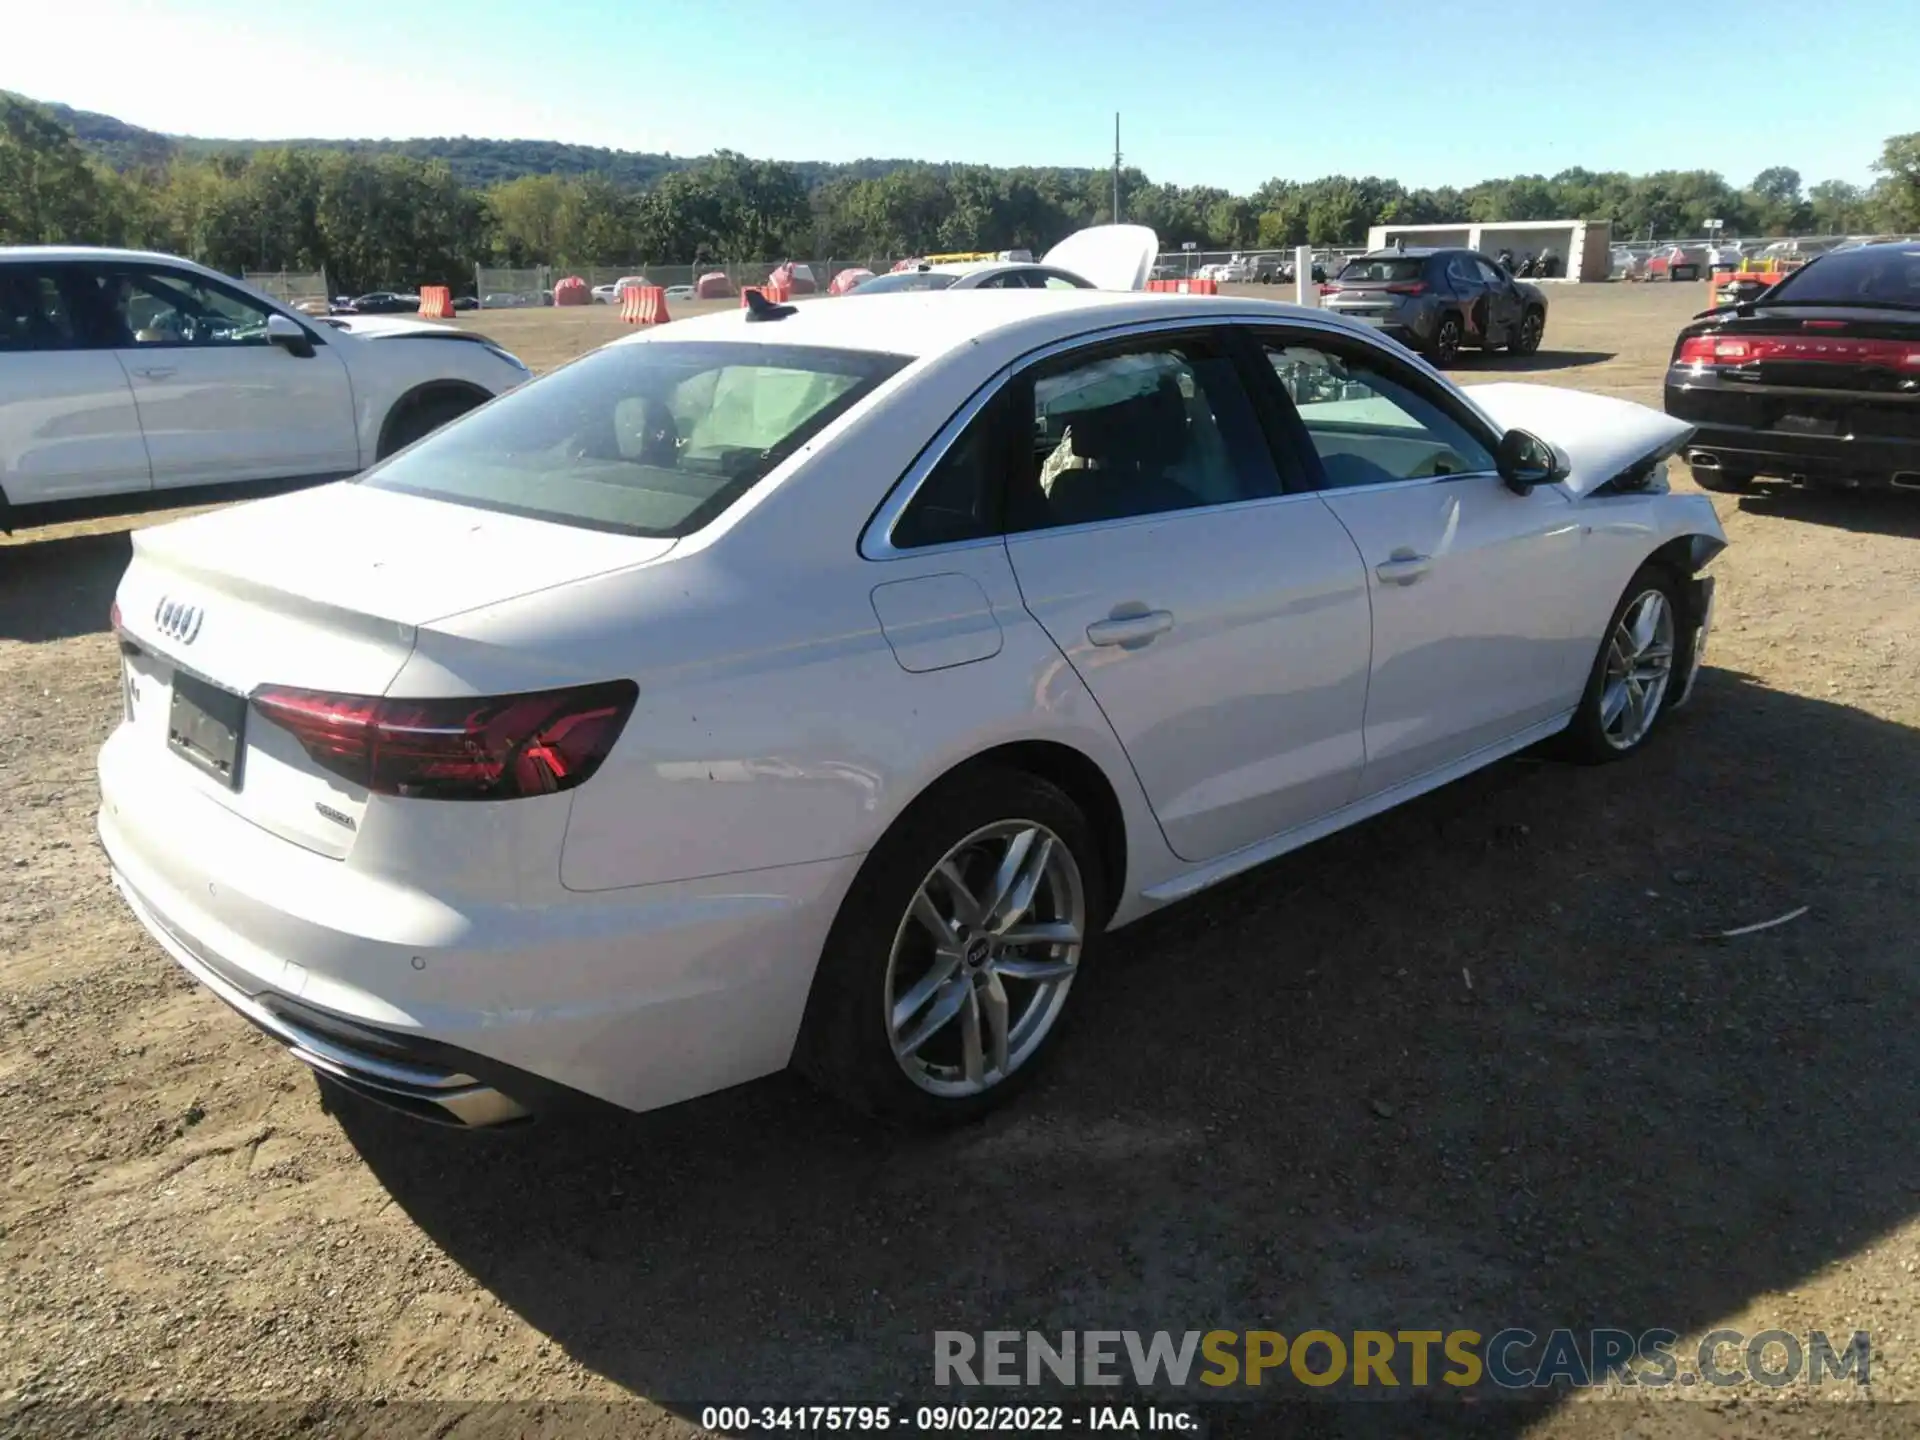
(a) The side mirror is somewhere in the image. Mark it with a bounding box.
[1496,428,1566,494]
[266,313,314,358]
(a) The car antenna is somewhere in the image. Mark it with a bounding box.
[744,288,798,323]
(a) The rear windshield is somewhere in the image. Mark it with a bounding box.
[359,340,909,536]
[844,271,961,294]
[1337,257,1426,283]
[1765,247,1920,308]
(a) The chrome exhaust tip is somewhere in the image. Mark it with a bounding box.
[1892,473,1920,491]
[1687,449,1721,469]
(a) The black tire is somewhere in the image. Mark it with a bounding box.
[1691,465,1757,494]
[793,766,1107,1126]
[1512,307,1545,356]
[378,391,483,460]
[1559,563,1693,765]
[1429,314,1463,367]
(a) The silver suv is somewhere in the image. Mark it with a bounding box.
[1320,247,1549,366]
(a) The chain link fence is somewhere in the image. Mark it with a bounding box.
[243,268,331,307]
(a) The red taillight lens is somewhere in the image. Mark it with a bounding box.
[1677,333,1920,368]
[1384,281,1427,295]
[110,600,122,632]
[1318,283,1338,296]
[251,680,638,800]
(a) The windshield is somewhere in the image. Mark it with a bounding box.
[1337,257,1425,283]
[359,341,909,536]
[1764,247,1920,308]
[844,271,961,295]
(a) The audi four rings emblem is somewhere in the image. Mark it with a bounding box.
[153,596,203,644]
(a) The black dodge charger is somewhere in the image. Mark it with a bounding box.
[1665,241,1920,495]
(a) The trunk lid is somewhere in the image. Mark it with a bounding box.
[115,483,673,858]
[1678,306,1920,393]
[1462,382,1695,498]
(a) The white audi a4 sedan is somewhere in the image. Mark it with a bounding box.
[99,289,1726,1128]
[0,247,530,531]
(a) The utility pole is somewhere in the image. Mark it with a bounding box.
[1112,112,1122,225]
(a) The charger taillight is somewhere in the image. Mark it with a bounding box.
[250,680,638,800]
[1677,333,1920,368]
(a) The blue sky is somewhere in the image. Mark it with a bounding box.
[6,0,1910,191]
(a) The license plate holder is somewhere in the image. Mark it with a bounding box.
[1776,411,1838,436]
[168,671,247,790]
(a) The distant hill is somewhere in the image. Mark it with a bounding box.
[37,97,1084,192]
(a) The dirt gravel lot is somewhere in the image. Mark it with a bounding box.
[5,281,1920,1439]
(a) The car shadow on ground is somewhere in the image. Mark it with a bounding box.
[1448,350,1616,374]
[0,528,131,643]
[1735,488,1920,541]
[336,667,1920,1436]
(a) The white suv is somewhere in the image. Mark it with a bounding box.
[0,247,531,531]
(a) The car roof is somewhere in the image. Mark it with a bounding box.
[0,245,222,267]
[613,288,1370,361]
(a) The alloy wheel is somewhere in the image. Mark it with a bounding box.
[884,820,1086,1097]
[1600,589,1675,750]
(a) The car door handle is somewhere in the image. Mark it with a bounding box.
[1375,551,1431,585]
[131,366,176,380]
[1087,609,1174,647]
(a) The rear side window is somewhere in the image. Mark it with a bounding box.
[1007,340,1280,531]
[892,399,1006,549]
[1765,248,1920,307]
[361,340,908,536]
[1337,257,1425,283]
[0,267,78,351]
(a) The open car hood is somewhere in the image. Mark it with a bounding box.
[1042,224,1160,292]
[1463,382,1697,498]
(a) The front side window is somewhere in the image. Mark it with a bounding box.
[1263,342,1497,488]
[1008,340,1279,532]
[361,340,908,536]
[92,267,279,346]
[1475,257,1507,285]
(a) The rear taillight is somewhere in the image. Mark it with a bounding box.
[1318,283,1339,296]
[1384,281,1427,296]
[1676,333,1920,368]
[251,680,638,800]
[110,600,122,632]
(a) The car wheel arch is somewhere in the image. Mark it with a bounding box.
[376,381,493,460]
[860,739,1130,929]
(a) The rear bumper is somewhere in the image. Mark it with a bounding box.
[1666,381,1920,486]
[97,726,863,1125]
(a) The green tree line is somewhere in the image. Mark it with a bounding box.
[5,93,1916,294]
